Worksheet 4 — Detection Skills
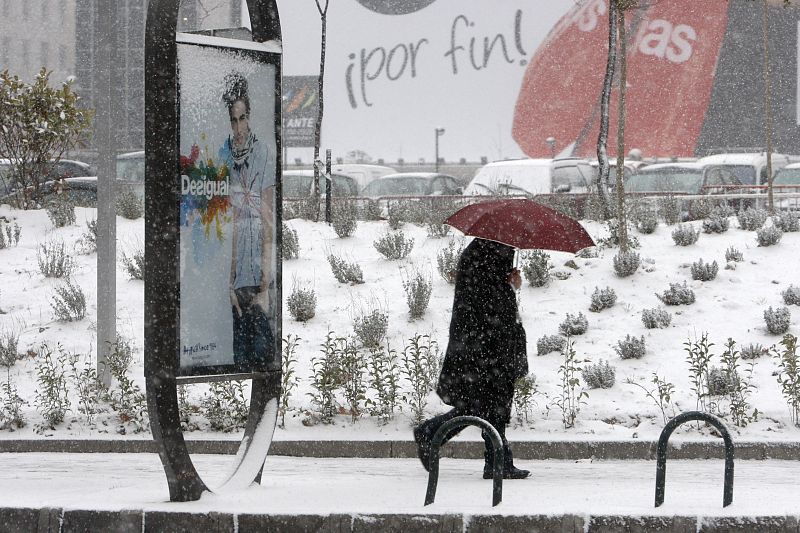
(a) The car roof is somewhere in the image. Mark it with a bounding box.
[377,172,454,180]
[697,153,777,165]
[282,170,355,179]
[635,162,706,172]
[780,162,800,170]
[117,151,145,159]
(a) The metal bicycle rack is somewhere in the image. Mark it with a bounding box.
[655,411,735,508]
[424,415,504,507]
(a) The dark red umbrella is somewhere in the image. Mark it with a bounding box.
[444,198,595,253]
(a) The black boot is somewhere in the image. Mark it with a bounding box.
[483,446,530,479]
[413,424,432,472]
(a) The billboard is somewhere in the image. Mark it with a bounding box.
[176,34,280,376]
[282,75,319,147]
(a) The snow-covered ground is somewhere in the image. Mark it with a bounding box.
[1,204,800,443]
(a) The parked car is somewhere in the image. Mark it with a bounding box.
[282,170,359,198]
[626,162,748,220]
[696,152,799,186]
[464,158,594,196]
[330,163,396,192]
[772,162,800,211]
[0,158,93,197]
[360,172,462,198]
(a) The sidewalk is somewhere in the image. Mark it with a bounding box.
[0,453,798,532]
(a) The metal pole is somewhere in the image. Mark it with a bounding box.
[95,0,117,387]
[435,129,440,172]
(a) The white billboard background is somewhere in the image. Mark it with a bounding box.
[268,0,572,162]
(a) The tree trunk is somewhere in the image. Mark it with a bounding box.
[595,0,617,221]
[762,0,775,212]
[616,6,629,253]
[313,2,329,222]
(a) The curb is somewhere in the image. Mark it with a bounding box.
[1,439,800,460]
[4,508,800,533]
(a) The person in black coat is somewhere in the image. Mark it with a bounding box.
[413,238,530,479]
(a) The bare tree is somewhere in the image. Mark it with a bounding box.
[595,0,617,221]
[312,0,330,222]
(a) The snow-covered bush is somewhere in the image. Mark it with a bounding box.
[353,309,388,348]
[691,258,718,281]
[363,200,383,221]
[34,343,70,430]
[582,359,616,389]
[737,207,768,231]
[521,249,552,287]
[0,326,20,368]
[45,196,76,228]
[756,225,782,247]
[513,373,539,425]
[589,286,617,312]
[773,211,800,233]
[287,285,316,322]
[115,186,143,220]
[202,380,249,432]
[424,198,459,238]
[613,249,640,277]
[702,210,730,234]
[401,334,441,424]
[0,220,21,249]
[783,285,800,306]
[436,240,464,284]
[725,245,743,263]
[402,267,432,320]
[671,224,699,246]
[373,231,414,260]
[772,334,800,426]
[387,202,407,230]
[656,282,695,306]
[633,207,658,234]
[615,334,646,360]
[331,200,358,238]
[641,307,672,329]
[599,218,639,249]
[307,331,343,424]
[37,239,74,278]
[764,306,791,335]
[707,366,738,396]
[537,334,566,356]
[657,194,682,225]
[559,312,588,336]
[327,253,364,284]
[365,342,401,426]
[741,342,767,360]
[75,219,96,255]
[120,246,144,280]
[50,278,87,322]
[282,223,299,259]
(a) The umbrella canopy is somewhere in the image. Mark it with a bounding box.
[444,198,595,253]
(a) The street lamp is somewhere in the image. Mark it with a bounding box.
[545,136,556,159]
[435,127,445,172]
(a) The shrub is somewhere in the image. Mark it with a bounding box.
[353,309,388,348]
[656,282,695,306]
[615,334,646,360]
[599,218,639,249]
[0,220,21,249]
[756,225,782,247]
[773,211,800,233]
[725,246,743,263]
[387,202,407,230]
[537,334,566,356]
[633,207,658,234]
[373,231,414,260]
[327,253,364,284]
[707,366,738,396]
[120,246,144,280]
[582,359,616,389]
[553,338,588,429]
[282,223,299,259]
[401,334,441,424]
[691,259,718,281]
[331,200,358,238]
[50,278,87,322]
[671,224,699,246]
[402,267,433,320]
[589,286,617,312]
[436,240,464,284]
[559,312,588,336]
[363,200,383,221]
[0,325,20,368]
[76,218,97,254]
[737,207,768,231]
[783,285,800,306]
[115,186,143,220]
[641,307,672,329]
[702,210,730,234]
[521,250,552,287]
[287,285,316,321]
[37,239,74,278]
[741,342,767,360]
[424,198,458,238]
[772,334,800,425]
[365,342,401,425]
[513,373,539,425]
[307,331,343,424]
[764,306,791,335]
[657,194,682,225]
[613,250,640,277]
[45,195,76,227]
[201,381,249,432]
[34,343,71,430]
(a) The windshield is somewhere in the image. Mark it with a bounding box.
[362,177,430,196]
[774,168,800,186]
[626,168,704,193]
[553,163,590,191]
[715,164,757,185]
[116,156,145,183]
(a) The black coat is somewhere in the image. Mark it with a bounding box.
[436,239,528,422]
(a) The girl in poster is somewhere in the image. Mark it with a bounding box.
[220,72,277,372]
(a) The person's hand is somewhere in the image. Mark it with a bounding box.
[507,268,522,290]
[230,289,242,317]
[255,289,269,312]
